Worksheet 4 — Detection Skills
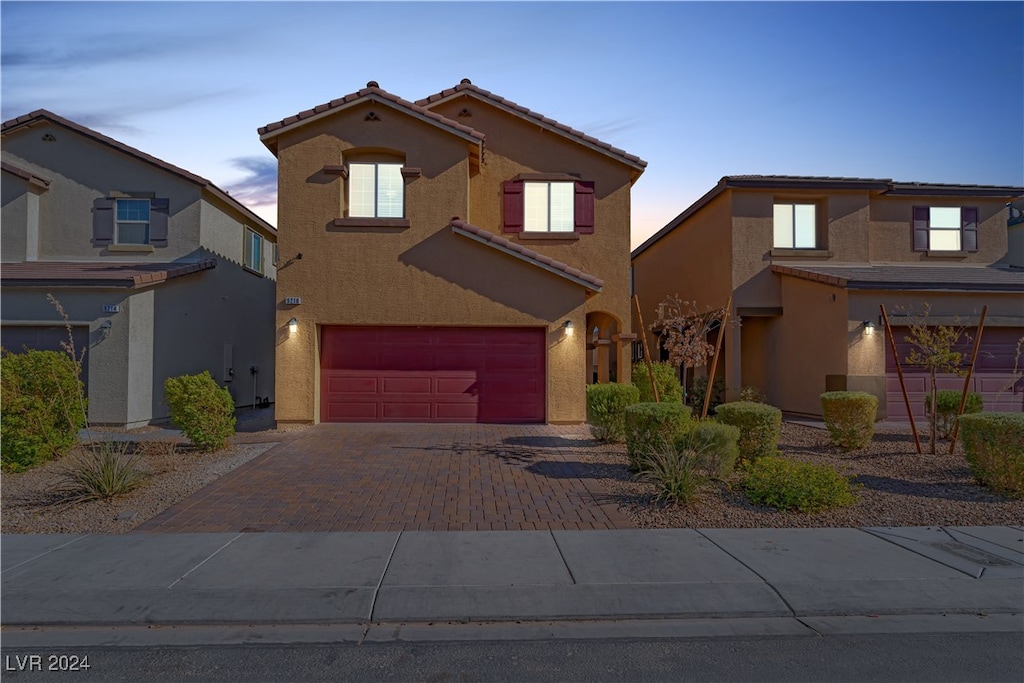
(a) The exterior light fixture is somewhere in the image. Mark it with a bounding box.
[863,321,876,336]
[288,317,298,333]
[563,320,574,336]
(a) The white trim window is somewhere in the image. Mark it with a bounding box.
[524,181,575,232]
[115,198,150,244]
[773,203,816,249]
[244,227,264,274]
[926,207,962,251]
[349,163,404,218]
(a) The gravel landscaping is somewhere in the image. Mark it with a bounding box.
[2,422,1020,533]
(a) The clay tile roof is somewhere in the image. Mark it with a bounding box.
[449,219,603,291]
[258,82,485,151]
[771,264,1024,292]
[0,260,217,289]
[1,111,275,235]
[416,80,647,172]
[0,161,50,190]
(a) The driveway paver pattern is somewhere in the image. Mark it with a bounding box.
[136,424,633,532]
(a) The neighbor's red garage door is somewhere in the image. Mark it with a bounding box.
[886,327,1023,421]
[320,326,545,423]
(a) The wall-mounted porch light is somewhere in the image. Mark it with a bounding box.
[288,317,298,334]
[863,320,876,336]
[563,320,574,336]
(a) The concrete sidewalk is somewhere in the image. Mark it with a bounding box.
[2,527,1021,631]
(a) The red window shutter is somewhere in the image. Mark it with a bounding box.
[150,198,170,246]
[502,180,524,233]
[961,206,978,252]
[92,197,115,245]
[574,181,595,234]
[912,206,929,251]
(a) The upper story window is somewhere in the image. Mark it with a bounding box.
[116,199,150,244]
[913,206,979,252]
[244,227,264,274]
[349,162,403,218]
[502,176,595,235]
[773,203,816,249]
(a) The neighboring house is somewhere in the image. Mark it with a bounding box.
[1,110,277,428]
[259,79,646,424]
[632,175,1024,421]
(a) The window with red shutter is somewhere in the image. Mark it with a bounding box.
[574,181,595,233]
[502,180,524,233]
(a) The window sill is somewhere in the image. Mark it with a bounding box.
[925,250,968,259]
[108,244,155,253]
[770,248,832,258]
[331,217,411,230]
[243,265,265,277]
[518,231,580,241]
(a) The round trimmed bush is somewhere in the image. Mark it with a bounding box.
[586,383,640,443]
[677,420,740,478]
[164,371,236,452]
[820,391,878,450]
[713,401,782,462]
[744,456,857,512]
[958,413,1024,498]
[632,362,683,404]
[624,402,692,470]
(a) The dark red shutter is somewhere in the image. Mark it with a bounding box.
[961,206,978,252]
[92,197,115,245]
[912,206,929,251]
[574,181,595,234]
[502,180,523,233]
[150,198,170,246]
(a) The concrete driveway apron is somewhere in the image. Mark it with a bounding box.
[136,423,633,532]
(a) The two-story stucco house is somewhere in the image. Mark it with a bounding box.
[632,175,1024,421]
[1,110,277,428]
[260,80,646,424]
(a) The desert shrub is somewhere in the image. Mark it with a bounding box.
[631,362,683,403]
[714,401,782,463]
[820,391,878,450]
[926,390,984,440]
[1,348,87,472]
[586,383,640,443]
[624,402,692,470]
[678,420,741,479]
[958,413,1024,498]
[61,439,145,501]
[690,375,725,409]
[164,371,236,452]
[635,437,707,506]
[738,386,766,403]
[744,456,857,512]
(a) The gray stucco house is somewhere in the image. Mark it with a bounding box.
[1,110,277,428]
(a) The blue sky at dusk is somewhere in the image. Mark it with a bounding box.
[2,1,1020,248]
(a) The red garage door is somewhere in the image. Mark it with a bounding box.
[886,327,1023,421]
[320,326,545,423]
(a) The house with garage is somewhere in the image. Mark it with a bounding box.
[631,175,1024,421]
[1,110,277,428]
[259,79,646,424]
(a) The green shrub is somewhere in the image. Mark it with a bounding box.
[1,348,87,472]
[61,440,145,501]
[678,420,741,478]
[624,402,692,470]
[820,391,878,450]
[586,383,640,443]
[714,401,782,463]
[690,375,725,409]
[744,456,857,512]
[635,438,707,506]
[958,413,1024,498]
[926,390,984,440]
[738,386,766,403]
[631,362,683,403]
[164,371,236,452]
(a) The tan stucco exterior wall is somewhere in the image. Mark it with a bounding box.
[869,196,1009,263]
[1,171,31,261]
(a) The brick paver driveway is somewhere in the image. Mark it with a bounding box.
[137,424,633,532]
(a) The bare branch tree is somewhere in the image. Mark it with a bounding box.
[651,295,727,403]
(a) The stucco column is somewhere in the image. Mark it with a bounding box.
[726,316,742,400]
[125,289,155,428]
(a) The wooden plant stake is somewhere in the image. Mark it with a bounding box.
[948,305,987,454]
[880,304,922,454]
[702,296,731,419]
[633,295,659,402]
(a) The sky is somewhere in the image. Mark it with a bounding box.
[2,1,1021,249]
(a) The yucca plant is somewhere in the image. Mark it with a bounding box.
[61,440,145,501]
[635,437,708,506]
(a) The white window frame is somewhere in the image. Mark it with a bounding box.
[773,202,817,249]
[524,181,575,233]
[348,162,404,219]
[927,206,962,251]
[115,198,151,245]
[244,227,264,274]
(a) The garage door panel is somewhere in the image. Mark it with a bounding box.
[324,401,379,421]
[381,376,433,395]
[382,402,433,420]
[324,374,378,394]
[435,376,478,395]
